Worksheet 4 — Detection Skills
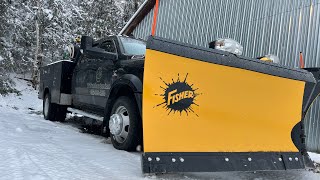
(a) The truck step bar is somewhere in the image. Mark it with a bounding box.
[67,108,104,121]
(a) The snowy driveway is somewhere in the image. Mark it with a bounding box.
[0,78,319,180]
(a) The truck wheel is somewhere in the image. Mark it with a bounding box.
[43,93,67,122]
[43,93,56,121]
[55,106,67,122]
[109,96,142,151]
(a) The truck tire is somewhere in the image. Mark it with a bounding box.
[43,93,56,121]
[55,106,67,122]
[109,96,142,151]
[43,93,67,122]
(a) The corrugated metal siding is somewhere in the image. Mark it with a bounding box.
[132,6,154,40]
[132,0,320,153]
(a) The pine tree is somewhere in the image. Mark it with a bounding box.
[0,0,144,92]
[0,1,7,66]
[123,0,142,23]
[79,0,123,38]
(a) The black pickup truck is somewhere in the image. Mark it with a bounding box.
[39,36,146,151]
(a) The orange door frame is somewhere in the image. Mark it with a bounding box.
[151,0,160,36]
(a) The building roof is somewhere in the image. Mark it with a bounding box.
[119,0,156,35]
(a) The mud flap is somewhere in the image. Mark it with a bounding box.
[142,36,318,173]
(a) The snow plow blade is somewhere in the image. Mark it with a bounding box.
[141,36,320,174]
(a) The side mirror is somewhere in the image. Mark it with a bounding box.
[81,36,93,51]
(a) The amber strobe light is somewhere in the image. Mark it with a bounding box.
[300,52,305,69]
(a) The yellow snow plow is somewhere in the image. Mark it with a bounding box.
[141,36,320,173]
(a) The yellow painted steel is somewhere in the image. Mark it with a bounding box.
[143,49,306,153]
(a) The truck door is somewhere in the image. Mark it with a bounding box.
[72,49,98,110]
[72,40,117,114]
[87,39,117,113]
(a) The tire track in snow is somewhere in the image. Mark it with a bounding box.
[5,148,24,180]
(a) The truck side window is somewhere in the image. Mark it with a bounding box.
[100,40,116,53]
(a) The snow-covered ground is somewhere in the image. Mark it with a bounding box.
[0,77,320,180]
[309,152,320,165]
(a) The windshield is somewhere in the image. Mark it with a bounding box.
[120,37,146,55]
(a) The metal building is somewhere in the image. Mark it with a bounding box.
[120,0,320,153]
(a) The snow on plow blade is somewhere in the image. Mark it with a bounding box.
[141,36,320,174]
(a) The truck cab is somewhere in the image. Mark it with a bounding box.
[39,35,146,151]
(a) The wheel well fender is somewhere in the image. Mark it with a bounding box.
[103,74,142,125]
[113,74,142,93]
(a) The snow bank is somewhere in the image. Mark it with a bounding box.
[0,76,42,112]
[309,152,320,164]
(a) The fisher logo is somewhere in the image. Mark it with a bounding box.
[155,73,200,116]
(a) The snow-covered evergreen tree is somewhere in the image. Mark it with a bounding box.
[123,0,143,24]
[0,0,144,92]
[79,0,123,38]
[40,0,84,64]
